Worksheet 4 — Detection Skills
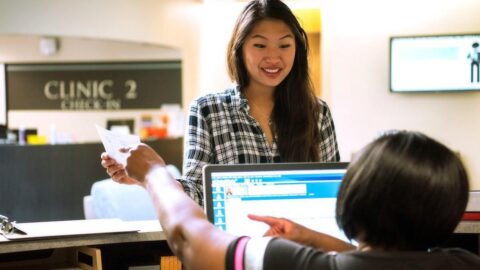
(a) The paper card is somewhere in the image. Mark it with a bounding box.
[95,124,140,166]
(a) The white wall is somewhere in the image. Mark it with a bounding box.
[321,0,480,189]
[0,35,181,62]
[0,0,202,109]
[0,0,200,141]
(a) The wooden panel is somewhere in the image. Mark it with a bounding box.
[76,246,102,270]
[308,32,321,96]
[160,256,182,270]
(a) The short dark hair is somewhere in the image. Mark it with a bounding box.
[336,131,469,250]
[227,0,323,162]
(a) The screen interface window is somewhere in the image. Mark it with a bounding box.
[210,169,349,242]
[391,34,480,92]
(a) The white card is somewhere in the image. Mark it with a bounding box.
[95,124,140,166]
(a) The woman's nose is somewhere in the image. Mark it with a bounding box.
[264,48,281,62]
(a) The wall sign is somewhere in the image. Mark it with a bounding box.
[7,62,181,110]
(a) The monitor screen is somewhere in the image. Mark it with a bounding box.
[106,119,134,135]
[204,163,351,243]
[390,34,480,92]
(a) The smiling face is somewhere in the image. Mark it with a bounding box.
[242,18,296,94]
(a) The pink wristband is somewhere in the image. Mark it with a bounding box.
[234,237,250,270]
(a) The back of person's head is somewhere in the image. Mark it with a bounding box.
[336,130,469,250]
[227,0,309,88]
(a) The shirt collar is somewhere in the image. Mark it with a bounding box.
[231,85,249,111]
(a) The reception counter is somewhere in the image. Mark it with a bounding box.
[0,220,178,269]
[0,219,478,269]
[0,138,183,223]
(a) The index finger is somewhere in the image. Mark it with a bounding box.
[247,214,280,225]
[119,143,142,154]
[119,146,131,154]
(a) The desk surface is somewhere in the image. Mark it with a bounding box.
[456,221,480,234]
[1,219,479,255]
[0,220,165,254]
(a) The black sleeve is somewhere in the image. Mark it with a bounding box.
[263,238,334,270]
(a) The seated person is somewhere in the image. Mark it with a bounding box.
[110,130,480,270]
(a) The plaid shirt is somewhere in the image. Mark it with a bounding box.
[178,87,340,205]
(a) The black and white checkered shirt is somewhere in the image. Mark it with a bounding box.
[178,87,340,205]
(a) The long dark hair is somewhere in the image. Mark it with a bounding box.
[336,131,469,250]
[227,0,320,162]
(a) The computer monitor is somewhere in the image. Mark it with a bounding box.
[203,162,351,242]
[106,119,134,135]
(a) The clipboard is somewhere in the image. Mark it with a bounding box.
[2,219,139,241]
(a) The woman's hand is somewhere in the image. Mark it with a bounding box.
[248,214,308,244]
[100,143,165,186]
[248,214,356,252]
[122,143,166,186]
[101,152,137,184]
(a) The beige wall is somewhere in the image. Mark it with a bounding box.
[0,0,203,108]
[321,0,480,189]
[1,0,479,188]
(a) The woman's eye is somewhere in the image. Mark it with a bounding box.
[253,44,266,48]
[280,44,291,49]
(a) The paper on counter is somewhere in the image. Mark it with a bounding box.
[95,124,140,166]
[3,219,139,240]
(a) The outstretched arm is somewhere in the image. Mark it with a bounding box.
[248,214,355,252]
[122,144,235,270]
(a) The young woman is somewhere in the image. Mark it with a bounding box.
[118,130,480,270]
[102,0,340,205]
